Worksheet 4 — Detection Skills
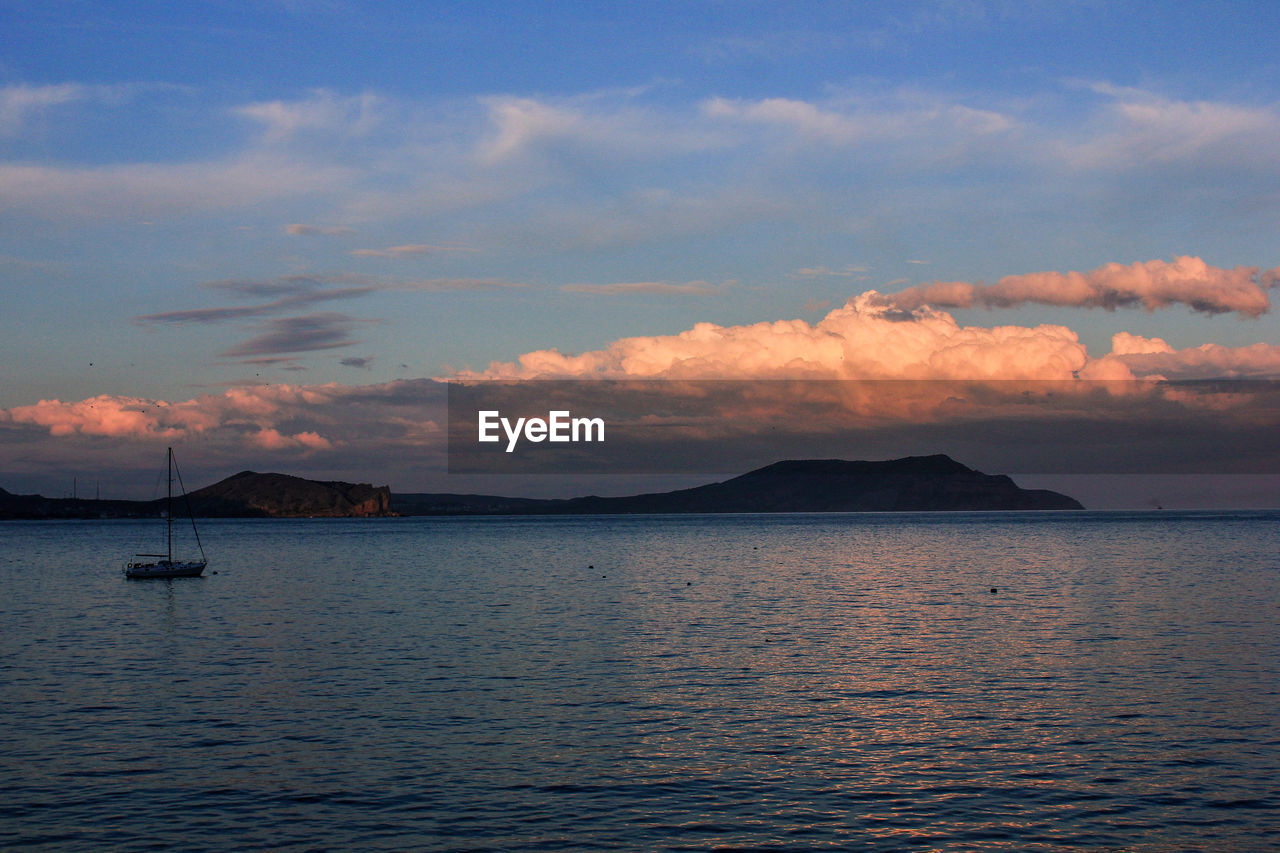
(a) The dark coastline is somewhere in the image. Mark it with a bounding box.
[1,454,1082,518]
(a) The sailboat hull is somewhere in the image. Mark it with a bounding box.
[124,560,207,579]
[123,447,208,580]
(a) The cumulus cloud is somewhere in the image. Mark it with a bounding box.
[445,288,1280,479]
[2,383,327,440]
[882,256,1276,318]
[3,395,186,439]
[5,350,1277,492]
[250,428,333,451]
[455,275,1280,386]
[0,380,455,491]
[458,291,1089,381]
[1089,333,1280,381]
[1109,332,1174,356]
[443,286,1279,480]
[0,381,441,448]
[0,381,441,499]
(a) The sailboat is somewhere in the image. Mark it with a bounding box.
[124,447,208,579]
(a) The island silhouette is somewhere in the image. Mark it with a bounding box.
[1,455,1081,518]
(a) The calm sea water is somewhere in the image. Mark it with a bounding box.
[1,511,1277,851]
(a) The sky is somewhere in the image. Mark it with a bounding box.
[1,1,1279,503]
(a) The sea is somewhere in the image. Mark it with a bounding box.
[1,510,1277,852]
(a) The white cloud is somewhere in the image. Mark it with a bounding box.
[477,96,585,164]
[475,93,724,166]
[703,96,869,143]
[0,83,86,135]
[1064,85,1280,171]
[703,94,1015,146]
[236,89,383,142]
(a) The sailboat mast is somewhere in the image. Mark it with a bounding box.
[167,446,173,563]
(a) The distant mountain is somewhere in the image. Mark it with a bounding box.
[393,455,1083,514]
[186,471,393,517]
[0,455,1081,519]
[0,472,393,519]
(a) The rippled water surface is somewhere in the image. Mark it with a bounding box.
[2,511,1278,851]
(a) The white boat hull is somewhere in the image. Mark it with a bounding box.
[124,560,207,579]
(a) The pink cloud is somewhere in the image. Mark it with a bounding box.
[1090,334,1280,381]
[882,256,1276,318]
[457,291,1089,381]
[250,428,334,451]
[1,384,354,444]
[5,395,183,439]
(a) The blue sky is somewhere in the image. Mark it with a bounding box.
[2,1,1279,497]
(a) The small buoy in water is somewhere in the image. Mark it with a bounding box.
[212,571,219,575]
[686,581,691,586]
[588,564,594,569]
[990,587,998,594]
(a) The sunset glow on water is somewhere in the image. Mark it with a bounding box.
[3,512,1277,850]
